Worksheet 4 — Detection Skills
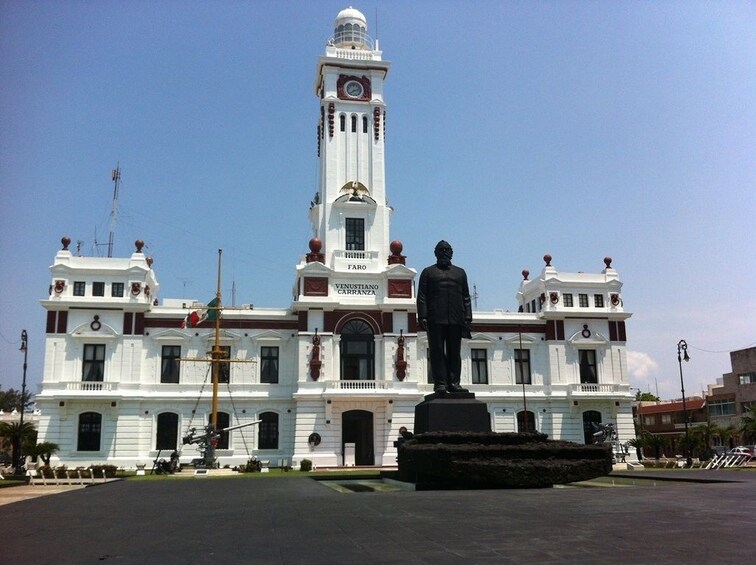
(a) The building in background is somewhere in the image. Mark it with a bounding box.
[34,8,634,469]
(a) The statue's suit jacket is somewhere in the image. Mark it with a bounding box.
[417,263,473,337]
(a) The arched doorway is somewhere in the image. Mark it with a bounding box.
[582,410,602,444]
[517,410,536,433]
[340,319,375,380]
[342,410,374,466]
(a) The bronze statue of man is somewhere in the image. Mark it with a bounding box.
[417,240,472,394]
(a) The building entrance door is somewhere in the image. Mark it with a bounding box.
[342,410,374,466]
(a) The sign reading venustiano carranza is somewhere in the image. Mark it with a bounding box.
[334,282,380,295]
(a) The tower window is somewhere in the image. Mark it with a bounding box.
[579,294,589,307]
[563,293,573,307]
[340,114,346,132]
[594,294,604,308]
[362,116,368,133]
[351,115,357,132]
[345,218,365,250]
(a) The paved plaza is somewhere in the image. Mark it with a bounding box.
[3,470,755,564]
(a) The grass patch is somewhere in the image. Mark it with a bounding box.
[126,468,383,481]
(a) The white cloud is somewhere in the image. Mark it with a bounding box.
[626,350,659,384]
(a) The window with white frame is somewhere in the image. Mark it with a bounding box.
[161,345,181,383]
[82,344,106,382]
[258,412,279,449]
[260,346,279,384]
[514,349,531,384]
[579,350,598,384]
[156,412,179,450]
[471,348,488,384]
[77,412,102,451]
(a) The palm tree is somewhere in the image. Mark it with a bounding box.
[0,421,37,472]
[644,432,667,460]
[690,421,720,460]
[741,406,756,444]
[716,425,738,450]
[27,442,60,466]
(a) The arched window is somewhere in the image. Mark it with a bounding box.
[517,410,536,433]
[258,412,279,450]
[340,114,346,132]
[582,410,602,444]
[362,116,368,133]
[351,115,357,132]
[208,412,230,449]
[340,319,375,380]
[77,412,102,451]
[156,412,179,450]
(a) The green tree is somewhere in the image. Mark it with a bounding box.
[27,442,60,466]
[0,421,37,471]
[741,406,756,444]
[635,390,660,402]
[0,386,33,412]
[689,421,721,459]
[644,432,667,460]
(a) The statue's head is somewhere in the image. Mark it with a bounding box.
[434,240,453,267]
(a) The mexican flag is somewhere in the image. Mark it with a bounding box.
[181,297,221,328]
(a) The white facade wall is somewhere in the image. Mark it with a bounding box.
[34,8,635,469]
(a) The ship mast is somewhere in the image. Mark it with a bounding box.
[107,164,121,258]
[210,249,223,430]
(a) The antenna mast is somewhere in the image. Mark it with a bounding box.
[107,164,121,258]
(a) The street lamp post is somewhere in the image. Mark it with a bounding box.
[677,339,692,467]
[17,330,28,475]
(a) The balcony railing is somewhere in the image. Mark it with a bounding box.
[570,383,627,394]
[327,380,391,391]
[67,381,115,392]
[333,250,380,261]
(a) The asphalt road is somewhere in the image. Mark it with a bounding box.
[4,469,755,564]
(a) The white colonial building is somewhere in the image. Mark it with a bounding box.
[35,7,634,469]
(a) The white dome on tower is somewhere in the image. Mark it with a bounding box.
[332,6,372,50]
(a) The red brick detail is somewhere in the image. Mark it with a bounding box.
[134,313,145,335]
[546,320,556,341]
[304,277,329,296]
[123,312,134,335]
[388,279,412,298]
[608,321,627,341]
[298,311,308,332]
[46,311,56,334]
[382,312,393,333]
[143,318,300,330]
[57,311,68,334]
[468,323,546,334]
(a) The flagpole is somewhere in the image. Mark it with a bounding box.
[211,249,223,431]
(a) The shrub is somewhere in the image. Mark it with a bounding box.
[300,459,313,472]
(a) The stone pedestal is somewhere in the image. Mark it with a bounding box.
[414,391,491,434]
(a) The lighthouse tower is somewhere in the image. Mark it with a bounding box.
[295,7,414,306]
[292,8,417,468]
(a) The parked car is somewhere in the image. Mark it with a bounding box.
[728,446,754,457]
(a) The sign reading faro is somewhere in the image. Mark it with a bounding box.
[335,282,379,295]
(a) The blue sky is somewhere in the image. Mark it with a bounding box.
[1,1,754,401]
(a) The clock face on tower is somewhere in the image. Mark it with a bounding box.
[345,80,364,98]
[337,75,371,101]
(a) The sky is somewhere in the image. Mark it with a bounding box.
[1,0,754,402]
